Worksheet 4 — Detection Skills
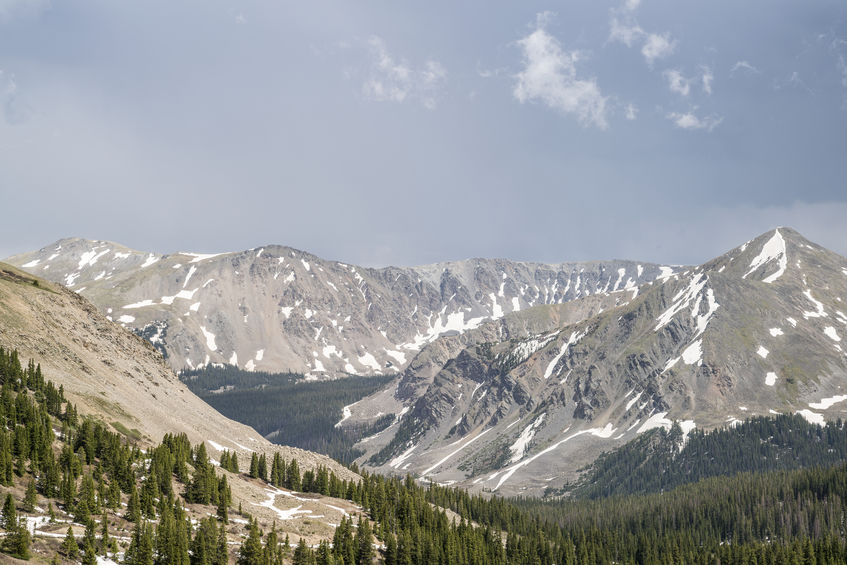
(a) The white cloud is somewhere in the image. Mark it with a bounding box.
[701,66,714,95]
[625,103,638,120]
[730,60,760,75]
[664,69,691,96]
[609,16,644,47]
[667,110,722,131]
[513,17,609,129]
[642,33,676,66]
[608,2,676,68]
[362,36,446,110]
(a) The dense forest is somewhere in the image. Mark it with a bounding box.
[181,366,394,463]
[561,413,847,498]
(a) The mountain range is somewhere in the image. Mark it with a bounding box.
[7,227,847,499]
[339,228,847,495]
[6,238,680,376]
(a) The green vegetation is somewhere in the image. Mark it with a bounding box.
[110,421,143,442]
[181,365,394,463]
[560,414,847,499]
[7,344,847,563]
[0,346,337,563]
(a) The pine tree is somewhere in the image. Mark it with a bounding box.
[288,459,301,491]
[100,512,111,555]
[293,537,313,565]
[23,478,37,512]
[127,481,141,522]
[237,517,264,565]
[82,535,97,565]
[316,539,335,565]
[124,521,154,565]
[61,525,79,558]
[383,531,397,565]
[258,453,268,482]
[10,518,31,560]
[216,520,229,565]
[249,452,259,479]
[271,453,283,486]
[1,492,17,531]
[217,474,229,524]
[355,516,374,565]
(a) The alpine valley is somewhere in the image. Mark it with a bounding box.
[9,228,847,499]
[3,228,847,563]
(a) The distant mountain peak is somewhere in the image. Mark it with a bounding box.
[6,237,685,376]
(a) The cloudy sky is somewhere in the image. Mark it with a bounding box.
[1,0,846,266]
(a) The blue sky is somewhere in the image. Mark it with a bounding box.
[1,1,846,266]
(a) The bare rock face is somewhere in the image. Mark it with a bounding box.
[345,229,847,497]
[7,239,678,376]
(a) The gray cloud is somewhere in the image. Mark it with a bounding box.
[0,1,845,271]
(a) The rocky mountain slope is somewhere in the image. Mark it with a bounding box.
[343,228,847,496]
[6,238,680,375]
[0,261,363,545]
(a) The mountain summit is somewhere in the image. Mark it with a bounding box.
[341,228,847,495]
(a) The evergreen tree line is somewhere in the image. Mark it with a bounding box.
[9,344,847,564]
[181,365,394,463]
[0,347,293,563]
[563,414,847,499]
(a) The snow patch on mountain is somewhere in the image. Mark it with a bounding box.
[809,395,847,410]
[141,254,159,268]
[744,229,787,283]
[543,331,585,379]
[509,414,546,464]
[200,326,217,351]
[824,326,842,342]
[802,290,827,319]
[358,352,382,372]
[796,409,825,426]
[655,273,708,331]
[681,339,703,365]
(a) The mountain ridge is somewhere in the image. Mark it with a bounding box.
[340,227,847,495]
[6,237,683,376]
